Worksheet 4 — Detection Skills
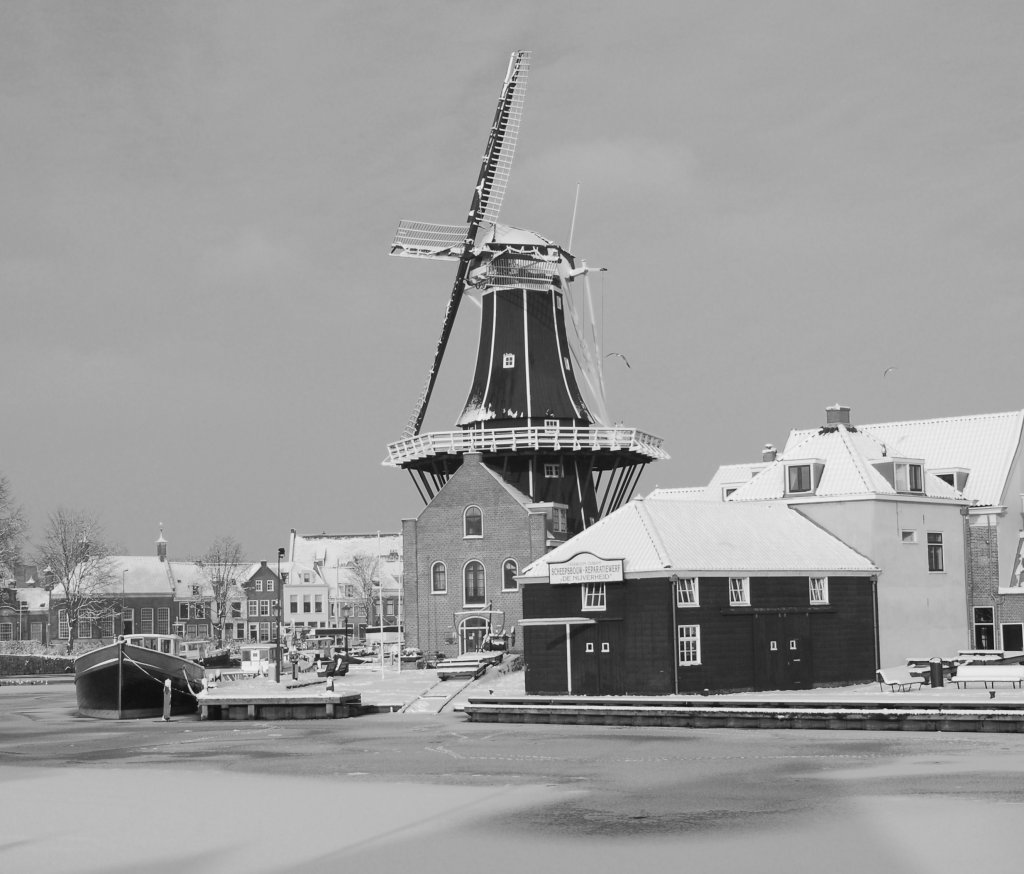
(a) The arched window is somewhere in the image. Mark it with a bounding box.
[431,562,447,594]
[464,560,485,605]
[502,559,518,591]
[464,506,482,537]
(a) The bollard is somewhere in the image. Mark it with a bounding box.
[162,679,172,721]
[929,658,944,688]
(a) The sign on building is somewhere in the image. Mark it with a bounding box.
[548,552,624,586]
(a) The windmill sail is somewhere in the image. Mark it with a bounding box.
[393,50,531,439]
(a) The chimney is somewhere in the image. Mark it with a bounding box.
[825,404,851,427]
[762,444,777,462]
[156,524,167,562]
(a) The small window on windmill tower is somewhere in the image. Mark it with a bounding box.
[503,353,515,369]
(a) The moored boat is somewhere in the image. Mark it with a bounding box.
[74,634,206,719]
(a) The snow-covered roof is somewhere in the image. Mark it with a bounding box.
[522,498,878,578]
[729,424,961,502]
[108,556,175,596]
[785,410,1024,508]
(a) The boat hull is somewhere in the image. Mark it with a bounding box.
[74,642,206,719]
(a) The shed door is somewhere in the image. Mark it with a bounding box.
[572,622,621,695]
[754,613,812,691]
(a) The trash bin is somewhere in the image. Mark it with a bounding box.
[929,657,944,687]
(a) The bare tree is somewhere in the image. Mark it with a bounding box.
[348,552,380,630]
[195,536,245,647]
[0,475,27,582]
[37,508,116,654]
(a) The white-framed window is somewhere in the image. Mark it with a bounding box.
[464,506,483,537]
[255,580,263,592]
[261,600,271,616]
[895,462,924,493]
[303,573,311,584]
[582,583,606,611]
[502,559,518,591]
[192,603,206,619]
[552,506,567,534]
[79,618,92,639]
[543,462,562,479]
[230,601,243,619]
[901,530,917,544]
[156,608,170,634]
[974,606,995,649]
[678,624,701,665]
[248,601,259,617]
[787,464,812,494]
[178,602,189,620]
[191,585,200,597]
[315,594,324,613]
[928,532,944,572]
[122,608,134,635]
[259,622,271,643]
[267,580,274,592]
[728,577,750,606]
[503,353,515,368]
[675,577,699,607]
[431,562,447,594]
[544,419,559,432]
[186,623,197,638]
[464,561,485,606]
[58,609,69,640]
[0,623,12,641]
[98,616,114,637]
[141,608,154,633]
[809,577,829,605]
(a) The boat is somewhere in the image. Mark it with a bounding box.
[74,634,206,719]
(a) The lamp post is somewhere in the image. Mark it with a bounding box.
[120,569,127,636]
[342,604,350,662]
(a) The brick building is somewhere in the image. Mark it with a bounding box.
[403,453,569,657]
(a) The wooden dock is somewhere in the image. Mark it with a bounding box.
[198,691,362,720]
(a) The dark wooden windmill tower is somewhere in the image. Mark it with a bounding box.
[385,51,667,535]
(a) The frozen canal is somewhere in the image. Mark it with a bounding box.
[2,682,1023,872]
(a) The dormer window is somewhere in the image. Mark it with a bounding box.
[932,468,970,492]
[787,464,812,494]
[785,460,824,495]
[503,353,515,369]
[894,462,924,494]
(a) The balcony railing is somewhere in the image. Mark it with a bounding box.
[384,425,669,467]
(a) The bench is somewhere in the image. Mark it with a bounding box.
[950,664,1024,689]
[876,668,924,692]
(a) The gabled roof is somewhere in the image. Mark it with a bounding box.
[522,498,877,578]
[785,410,1024,508]
[109,556,175,595]
[730,424,961,502]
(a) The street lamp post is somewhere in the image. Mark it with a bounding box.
[342,604,350,662]
[120,569,127,636]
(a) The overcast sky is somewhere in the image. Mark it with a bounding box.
[2,2,1022,560]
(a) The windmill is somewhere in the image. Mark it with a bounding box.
[386,51,667,531]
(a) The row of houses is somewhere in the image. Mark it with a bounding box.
[0,530,402,647]
[399,403,1024,695]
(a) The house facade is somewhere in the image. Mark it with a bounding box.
[519,498,879,695]
[288,531,403,637]
[403,453,571,658]
[241,561,282,643]
[0,586,49,643]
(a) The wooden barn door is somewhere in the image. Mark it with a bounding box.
[572,622,622,695]
[754,612,812,691]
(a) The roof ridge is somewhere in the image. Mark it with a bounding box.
[633,501,673,569]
